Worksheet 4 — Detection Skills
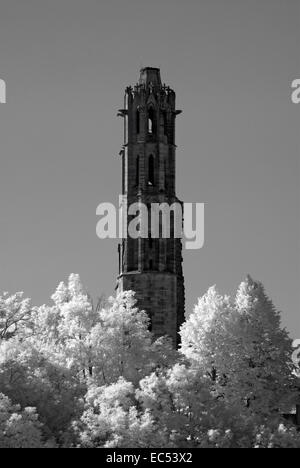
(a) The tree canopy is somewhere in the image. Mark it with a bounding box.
[0,274,298,448]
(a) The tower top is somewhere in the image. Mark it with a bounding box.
[139,67,162,88]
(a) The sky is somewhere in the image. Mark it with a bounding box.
[0,0,299,336]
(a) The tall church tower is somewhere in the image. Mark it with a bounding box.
[117,68,185,345]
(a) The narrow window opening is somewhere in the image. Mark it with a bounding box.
[148,155,155,186]
[164,160,167,189]
[170,211,175,239]
[148,108,156,134]
[136,155,139,186]
[136,109,140,134]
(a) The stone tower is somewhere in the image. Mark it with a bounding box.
[117,67,185,346]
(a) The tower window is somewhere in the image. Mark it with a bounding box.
[148,154,155,186]
[136,109,140,134]
[148,108,156,134]
[136,155,140,186]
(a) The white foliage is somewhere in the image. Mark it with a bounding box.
[0,393,51,448]
[0,292,32,340]
[0,273,298,448]
[180,276,297,417]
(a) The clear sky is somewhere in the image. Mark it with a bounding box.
[0,0,299,336]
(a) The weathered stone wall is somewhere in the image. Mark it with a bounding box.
[118,271,184,346]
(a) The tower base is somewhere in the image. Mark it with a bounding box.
[117,271,185,347]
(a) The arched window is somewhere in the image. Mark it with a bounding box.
[136,109,140,134]
[148,154,155,186]
[136,155,139,186]
[148,107,156,134]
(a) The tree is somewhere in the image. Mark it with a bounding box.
[254,423,300,448]
[136,364,259,448]
[0,292,32,341]
[74,377,167,448]
[0,273,298,448]
[233,276,296,415]
[179,285,238,386]
[0,393,52,448]
[0,337,84,443]
[51,274,99,373]
[88,291,177,386]
[180,276,297,419]
[30,274,100,376]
